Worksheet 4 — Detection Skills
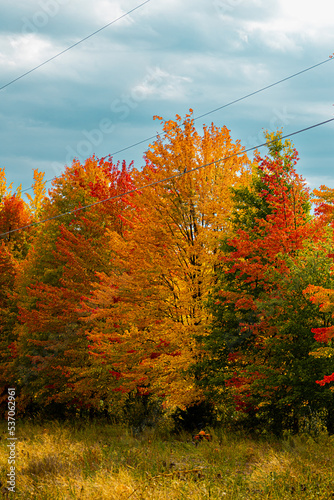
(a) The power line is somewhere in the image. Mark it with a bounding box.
[0,0,151,92]
[112,57,334,155]
[2,116,334,239]
[194,58,333,122]
[20,55,334,195]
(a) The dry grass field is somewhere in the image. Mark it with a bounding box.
[0,420,333,499]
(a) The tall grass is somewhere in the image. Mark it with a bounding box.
[0,420,333,499]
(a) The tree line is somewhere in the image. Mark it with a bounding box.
[1,111,333,434]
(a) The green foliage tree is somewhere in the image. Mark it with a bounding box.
[197,132,333,434]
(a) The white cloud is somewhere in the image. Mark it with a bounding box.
[242,20,304,53]
[241,0,334,52]
[90,0,133,28]
[132,67,192,100]
[279,0,334,30]
[0,34,53,71]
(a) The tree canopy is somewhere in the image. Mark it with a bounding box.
[0,117,333,433]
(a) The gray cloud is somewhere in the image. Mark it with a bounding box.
[0,0,333,194]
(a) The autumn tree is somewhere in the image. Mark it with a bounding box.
[302,261,334,433]
[0,194,32,259]
[251,247,334,433]
[82,111,252,411]
[25,168,47,218]
[12,156,135,414]
[198,132,333,433]
[0,243,19,412]
[312,185,334,223]
[0,168,43,413]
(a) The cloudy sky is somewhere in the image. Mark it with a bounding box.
[0,0,333,196]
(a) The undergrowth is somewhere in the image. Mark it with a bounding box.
[0,420,333,499]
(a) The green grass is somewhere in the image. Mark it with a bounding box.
[0,420,334,499]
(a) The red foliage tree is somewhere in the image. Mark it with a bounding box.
[203,134,330,432]
[13,156,136,412]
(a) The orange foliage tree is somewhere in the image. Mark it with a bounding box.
[0,194,32,258]
[312,185,334,224]
[0,168,45,412]
[0,243,19,410]
[303,277,334,388]
[12,156,135,413]
[82,111,252,411]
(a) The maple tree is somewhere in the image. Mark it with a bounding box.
[312,185,334,223]
[0,167,13,201]
[25,168,47,217]
[0,194,32,259]
[251,247,334,433]
[304,284,334,385]
[301,181,334,393]
[12,156,136,414]
[198,132,334,433]
[0,168,40,413]
[82,111,252,411]
[303,265,334,394]
[0,243,19,411]
[0,167,47,256]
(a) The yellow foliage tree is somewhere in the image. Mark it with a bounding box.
[0,167,13,202]
[25,169,47,216]
[84,111,252,410]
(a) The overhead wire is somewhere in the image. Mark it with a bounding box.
[111,57,334,154]
[20,55,334,194]
[0,0,151,92]
[2,2,332,195]
[2,116,333,239]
